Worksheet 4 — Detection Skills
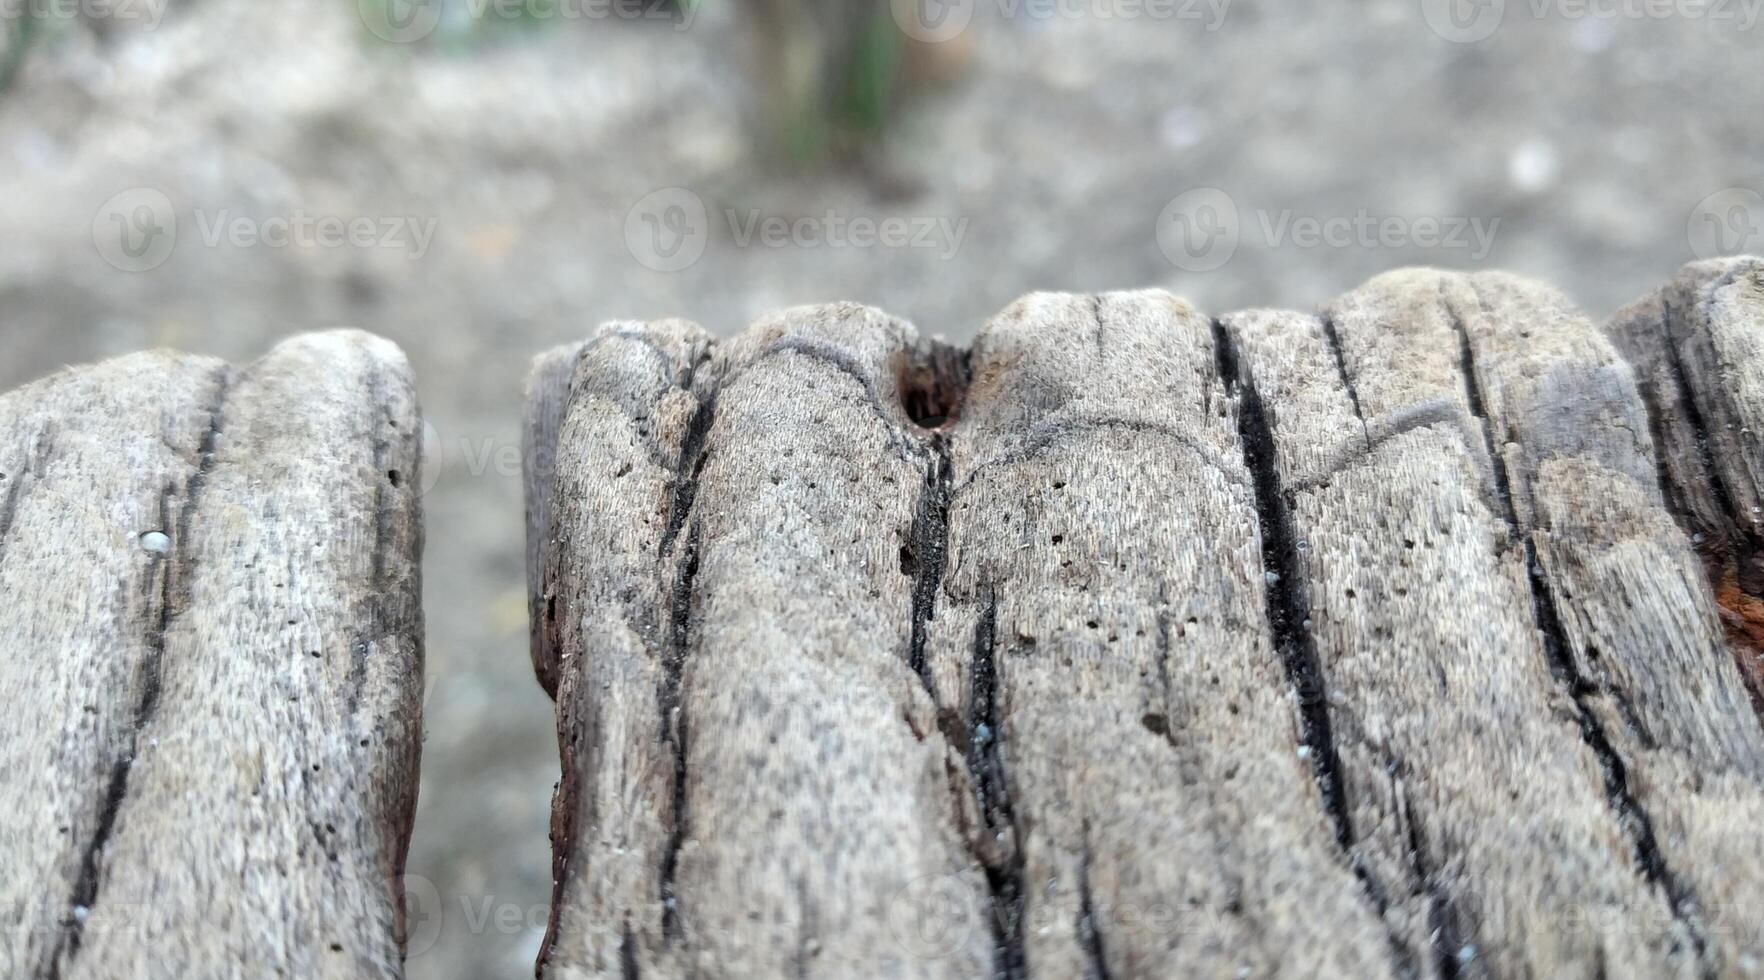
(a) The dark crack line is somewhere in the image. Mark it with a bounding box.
[1320,313,1371,446]
[1400,790,1465,980]
[550,345,717,971]
[1630,363,1701,547]
[907,437,954,695]
[1076,835,1111,980]
[968,589,1027,980]
[620,922,641,980]
[1608,313,1701,538]
[1448,299,1524,556]
[535,340,711,695]
[1214,319,1419,980]
[0,461,24,552]
[658,523,701,944]
[170,373,232,619]
[1449,295,1713,977]
[1214,319,1351,850]
[658,381,719,559]
[1662,297,1764,593]
[1152,605,1176,743]
[51,367,231,974]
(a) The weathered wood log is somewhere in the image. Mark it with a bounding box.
[1228,269,1764,977]
[934,292,1393,978]
[1608,257,1764,708]
[529,266,1764,978]
[0,332,425,980]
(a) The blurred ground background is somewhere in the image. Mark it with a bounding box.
[1,0,1760,976]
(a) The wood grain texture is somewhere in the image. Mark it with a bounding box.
[0,351,228,979]
[534,268,1764,979]
[1226,277,1683,980]
[526,341,588,701]
[1609,257,1764,709]
[0,331,424,980]
[1457,271,1764,977]
[1227,268,1764,977]
[534,311,992,979]
[926,291,1397,979]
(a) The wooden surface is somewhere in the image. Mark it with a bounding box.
[530,260,1764,979]
[1609,257,1764,708]
[0,331,425,980]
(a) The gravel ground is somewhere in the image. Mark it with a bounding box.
[2,1,1760,976]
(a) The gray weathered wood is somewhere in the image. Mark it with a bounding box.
[1226,281,1683,979]
[1609,257,1764,707]
[0,331,424,980]
[1461,270,1764,976]
[532,269,1764,978]
[525,341,588,700]
[927,291,1395,978]
[533,310,993,979]
[1227,268,1764,977]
